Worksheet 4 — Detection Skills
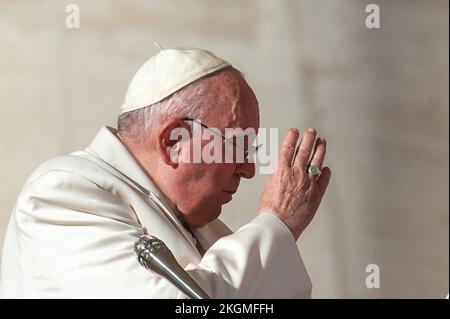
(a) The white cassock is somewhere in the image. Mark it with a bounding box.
[0,126,312,298]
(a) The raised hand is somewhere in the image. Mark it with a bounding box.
[258,128,331,240]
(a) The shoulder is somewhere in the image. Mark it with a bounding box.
[24,152,110,187]
[16,152,141,228]
[17,152,127,214]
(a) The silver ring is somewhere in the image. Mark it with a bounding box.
[307,165,321,176]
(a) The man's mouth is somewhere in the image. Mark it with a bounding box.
[223,189,237,195]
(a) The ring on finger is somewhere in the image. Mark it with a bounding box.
[307,165,321,177]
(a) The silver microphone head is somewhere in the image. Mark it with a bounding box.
[133,234,210,299]
[134,234,167,268]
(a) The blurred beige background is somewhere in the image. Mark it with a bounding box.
[0,0,448,298]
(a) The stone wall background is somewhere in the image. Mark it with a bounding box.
[0,0,448,298]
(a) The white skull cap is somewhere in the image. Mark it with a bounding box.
[120,45,232,114]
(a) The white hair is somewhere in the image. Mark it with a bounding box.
[117,71,223,142]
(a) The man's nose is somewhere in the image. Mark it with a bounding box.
[235,162,255,179]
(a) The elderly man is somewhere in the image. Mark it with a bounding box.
[0,46,331,298]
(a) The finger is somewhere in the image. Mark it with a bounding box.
[278,128,300,167]
[291,136,303,166]
[293,128,317,170]
[316,167,331,196]
[308,137,326,169]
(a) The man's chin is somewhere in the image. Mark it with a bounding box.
[187,206,222,228]
[205,207,223,226]
[220,190,234,204]
[201,207,222,226]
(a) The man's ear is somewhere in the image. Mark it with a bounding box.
[156,118,190,168]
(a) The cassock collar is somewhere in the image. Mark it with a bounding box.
[85,126,179,216]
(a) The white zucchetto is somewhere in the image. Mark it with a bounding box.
[121,45,232,114]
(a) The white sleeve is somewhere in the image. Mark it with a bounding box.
[185,213,312,298]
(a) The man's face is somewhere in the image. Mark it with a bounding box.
[171,70,260,227]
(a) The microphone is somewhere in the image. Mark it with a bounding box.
[133,234,210,299]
